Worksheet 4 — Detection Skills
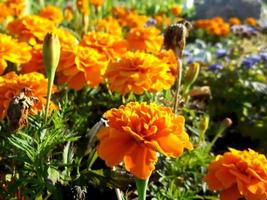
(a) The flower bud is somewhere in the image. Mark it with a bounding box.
[43,32,61,79]
[184,62,200,86]
[199,114,209,134]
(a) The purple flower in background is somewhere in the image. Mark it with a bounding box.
[145,18,157,27]
[259,51,267,61]
[241,55,261,69]
[216,49,228,58]
[182,50,190,57]
[208,64,224,71]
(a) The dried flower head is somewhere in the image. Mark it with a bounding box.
[163,21,191,57]
[105,51,175,95]
[97,102,193,180]
[204,148,267,200]
[0,72,57,120]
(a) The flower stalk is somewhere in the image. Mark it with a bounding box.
[135,178,149,200]
[43,33,60,121]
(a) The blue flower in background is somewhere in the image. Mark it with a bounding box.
[241,55,261,69]
[259,51,267,61]
[208,64,224,71]
[145,18,157,27]
[216,49,228,58]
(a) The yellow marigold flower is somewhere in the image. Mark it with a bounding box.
[39,5,63,25]
[126,26,163,53]
[5,0,25,17]
[170,5,182,16]
[204,148,267,200]
[229,17,241,26]
[54,28,78,50]
[7,15,55,43]
[154,50,177,76]
[97,102,193,180]
[76,0,89,16]
[0,33,31,74]
[96,16,122,36]
[57,46,108,90]
[105,51,175,95]
[245,17,257,26]
[90,0,103,7]
[80,32,127,59]
[0,72,57,119]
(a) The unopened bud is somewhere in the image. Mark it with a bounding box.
[199,115,209,133]
[185,62,200,86]
[43,33,61,79]
[221,118,232,128]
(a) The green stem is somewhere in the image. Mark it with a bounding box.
[207,125,226,152]
[135,178,149,200]
[173,57,182,114]
[44,72,55,122]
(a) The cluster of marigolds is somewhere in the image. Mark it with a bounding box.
[0,0,266,199]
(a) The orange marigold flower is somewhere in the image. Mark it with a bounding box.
[90,0,103,7]
[96,16,122,36]
[245,17,257,26]
[76,0,89,16]
[7,15,55,43]
[204,148,267,200]
[57,46,108,90]
[97,102,193,180]
[111,6,127,18]
[0,33,31,75]
[229,17,241,26]
[126,26,163,53]
[64,6,74,22]
[80,32,127,59]
[39,5,63,25]
[170,5,182,16]
[119,12,149,28]
[0,72,57,119]
[5,0,25,17]
[0,3,12,22]
[21,29,77,74]
[105,51,175,95]
[154,50,177,76]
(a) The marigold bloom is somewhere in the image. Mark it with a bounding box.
[55,28,78,50]
[0,72,57,119]
[76,0,89,16]
[5,0,25,17]
[245,17,257,26]
[0,33,31,74]
[204,148,267,200]
[119,12,149,28]
[97,102,193,180]
[39,5,63,25]
[96,16,122,36]
[90,0,103,7]
[170,5,182,16]
[7,15,55,43]
[229,17,241,26]
[111,6,127,18]
[105,51,175,95]
[155,50,177,76]
[64,6,74,22]
[126,27,163,53]
[57,46,108,90]
[80,32,127,59]
[0,3,12,22]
